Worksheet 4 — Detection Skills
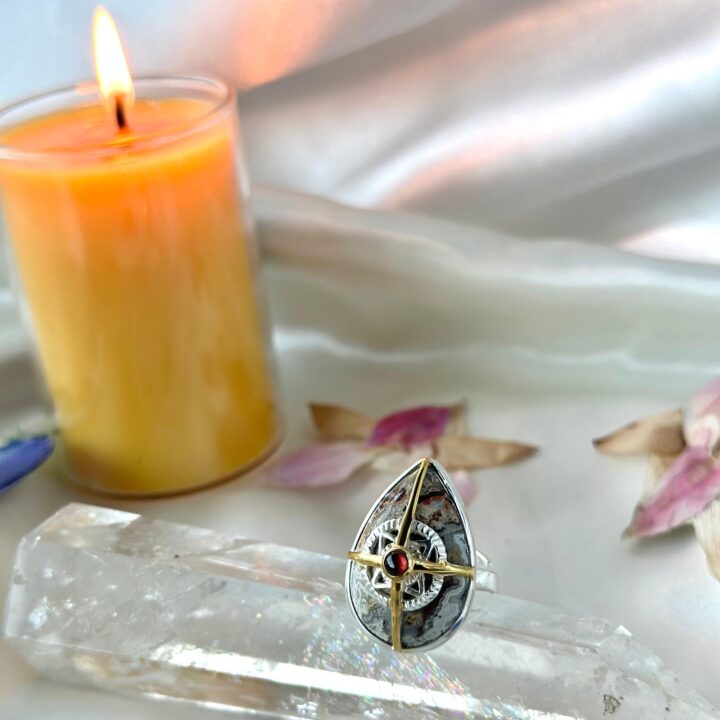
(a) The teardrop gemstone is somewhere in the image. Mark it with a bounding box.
[346,458,476,651]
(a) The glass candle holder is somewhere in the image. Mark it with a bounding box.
[0,77,280,496]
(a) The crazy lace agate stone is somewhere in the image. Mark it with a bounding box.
[347,459,475,650]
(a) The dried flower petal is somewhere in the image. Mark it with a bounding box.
[685,414,720,450]
[444,401,469,435]
[0,435,54,495]
[693,500,720,581]
[452,470,478,506]
[310,404,376,441]
[684,379,720,449]
[593,409,684,456]
[266,399,533,495]
[368,405,459,449]
[688,378,720,423]
[625,447,720,538]
[435,435,537,470]
[645,454,675,495]
[262,442,385,489]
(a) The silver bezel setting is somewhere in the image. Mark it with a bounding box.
[345,458,481,653]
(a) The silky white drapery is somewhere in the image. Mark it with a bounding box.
[4,0,720,262]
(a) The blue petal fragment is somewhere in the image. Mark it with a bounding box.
[0,436,54,495]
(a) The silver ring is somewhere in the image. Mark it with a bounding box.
[346,457,496,652]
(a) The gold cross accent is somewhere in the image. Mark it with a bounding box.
[347,458,475,650]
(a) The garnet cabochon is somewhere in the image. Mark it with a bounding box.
[383,549,409,577]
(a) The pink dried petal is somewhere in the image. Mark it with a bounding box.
[452,470,478,506]
[263,442,384,489]
[368,405,456,450]
[685,378,720,449]
[626,447,720,538]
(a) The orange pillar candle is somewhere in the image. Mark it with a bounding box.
[0,12,279,495]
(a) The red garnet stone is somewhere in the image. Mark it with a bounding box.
[383,549,410,577]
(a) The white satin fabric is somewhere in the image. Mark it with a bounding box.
[4,0,720,261]
[2,1,720,716]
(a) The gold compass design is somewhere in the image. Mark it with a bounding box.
[363,517,446,611]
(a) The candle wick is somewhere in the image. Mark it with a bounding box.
[114,96,128,131]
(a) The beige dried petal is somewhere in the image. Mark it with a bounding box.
[309,403,376,441]
[435,435,537,471]
[593,409,684,456]
[643,453,676,499]
[693,500,720,581]
[445,401,469,435]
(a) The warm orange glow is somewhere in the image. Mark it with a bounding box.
[92,6,134,115]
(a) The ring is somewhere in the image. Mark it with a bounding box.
[346,457,496,652]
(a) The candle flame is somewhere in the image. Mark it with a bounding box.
[93,6,134,117]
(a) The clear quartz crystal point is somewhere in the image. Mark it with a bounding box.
[3,504,717,720]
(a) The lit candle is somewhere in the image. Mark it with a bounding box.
[0,8,279,495]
